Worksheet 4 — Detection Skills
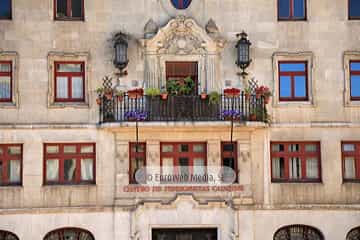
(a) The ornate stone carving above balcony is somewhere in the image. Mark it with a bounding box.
[140,16,226,91]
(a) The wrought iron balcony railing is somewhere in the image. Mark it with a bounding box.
[99,93,267,123]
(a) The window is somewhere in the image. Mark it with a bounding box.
[278,0,306,20]
[342,142,360,181]
[0,144,22,186]
[44,228,94,240]
[271,142,321,182]
[0,230,19,240]
[274,225,323,240]
[279,61,308,101]
[44,143,95,185]
[0,61,12,102]
[350,61,360,100]
[129,142,146,184]
[160,142,207,183]
[0,0,11,20]
[221,142,238,183]
[349,0,360,20]
[347,227,360,240]
[54,0,84,21]
[54,62,85,102]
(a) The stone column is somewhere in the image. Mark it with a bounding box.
[238,140,251,185]
[115,139,130,199]
[206,53,221,92]
[144,54,160,88]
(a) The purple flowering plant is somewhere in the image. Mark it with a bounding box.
[221,110,242,120]
[124,110,148,121]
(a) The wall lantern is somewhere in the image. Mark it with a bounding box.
[235,31,252,76]
[113,33,129,75]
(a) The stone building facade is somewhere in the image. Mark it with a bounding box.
[0,0,360,240]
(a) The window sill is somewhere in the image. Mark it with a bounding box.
[271,180,322,184]
[49,102,89,109]
[0,102,17,109]
[54,18,85,22]
[277,18,307,22]
[273,101,315,108]
[42,183,96,187]
[343,179,360,183]
[345,100,360,108]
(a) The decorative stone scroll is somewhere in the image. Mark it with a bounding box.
[139,16,226,92]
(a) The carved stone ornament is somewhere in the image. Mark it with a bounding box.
[139,16,226,91]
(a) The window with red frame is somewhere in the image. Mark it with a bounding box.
[271,142,321,182]
[54,62,85,102]
[221,142,238,183]
[54,0,84,21]
[44,143,95,185]
[279,61,308,101]
[342,142,360,181]
[160,142,207,183]
[278,0,306,21]
[0,61,12,102]
[350,61,360,100]
[129,142,146,184]
[0,144,22,186]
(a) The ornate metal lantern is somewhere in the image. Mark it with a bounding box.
[235,31,252,75]
[113,33,129,72]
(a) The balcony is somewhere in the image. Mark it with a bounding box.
[98,93,268,123]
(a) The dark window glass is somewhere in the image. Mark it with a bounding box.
[293,0,305,17]
[129,143,146,184]
[44,228,94,240]
[279,62,308,101]
[71,0,82,18]
[350,0,360,19]
[0,0,11,19]
[56,0,67,18]
[279,0,290,18]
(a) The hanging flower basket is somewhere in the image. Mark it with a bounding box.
[200,92,207,100]
[160,93,168,100]
[224,88,241,98]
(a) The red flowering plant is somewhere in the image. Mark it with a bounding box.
[224,88,241,98]
[255,86,272,103]
[127,88,144,99]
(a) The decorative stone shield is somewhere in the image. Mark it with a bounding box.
[170,0,192,10]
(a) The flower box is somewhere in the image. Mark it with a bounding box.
[127,88,144,99]
[224,88,241,98]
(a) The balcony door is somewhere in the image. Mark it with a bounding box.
[152,228,217,240]
[166,61,198,95]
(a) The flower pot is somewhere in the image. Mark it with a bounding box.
[264,96,270,104]
[116,95,124,102]
[160,93,168,100]
[200,93,207,100]
[245,93,251,101]
[255,93,261,99]
[250,114,257,121]
[96,98,101,105]
[128,92,139,99]
[105,93,113,100]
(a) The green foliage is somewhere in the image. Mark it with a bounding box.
[166,76,195,96]
[95,87,104,95]
[145,88,161,97]
[208,91,221,105]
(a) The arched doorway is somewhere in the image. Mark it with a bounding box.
[347,227,360,240]
[43,228,94,240]
[0,230,19,240]
[273,225,324,240]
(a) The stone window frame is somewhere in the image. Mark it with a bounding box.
[0,51,19,108]
[272,52,315,108]
[344,51,360,107]
[47,52,91,108]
